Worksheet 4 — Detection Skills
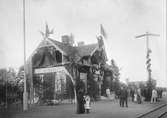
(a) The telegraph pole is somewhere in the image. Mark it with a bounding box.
[5,71,7,109]
[136,32,159,100]
[136,32,159,81]
[23,0,28,111]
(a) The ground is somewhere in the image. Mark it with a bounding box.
[1,94,167,118]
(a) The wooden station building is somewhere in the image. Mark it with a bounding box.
[25,32,110,104]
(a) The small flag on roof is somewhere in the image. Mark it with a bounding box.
[100,24,107,39]
[40,22,54,39]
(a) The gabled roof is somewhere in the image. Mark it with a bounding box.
[49,38,98,57]
[49,38,74,55]
[74,44,98,57]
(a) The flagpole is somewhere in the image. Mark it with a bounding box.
[23,0,28,111]
[99,24,109,61]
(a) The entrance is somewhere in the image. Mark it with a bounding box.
[33,66,75,105]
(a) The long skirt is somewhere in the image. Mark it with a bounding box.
[77,100,85,114]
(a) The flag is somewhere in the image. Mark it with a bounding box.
[97,36,104,49]
[45,23,54,38]
[40,22,54,39]
[70,33,74,40]
[70,33,74,46]
[100,24,107,39]
[45,22,50,38]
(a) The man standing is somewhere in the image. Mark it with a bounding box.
[119,87,124,107]
[124,87,128,107]
[137,88,142,104]
[130,89,135,102]
[119,87,128,107]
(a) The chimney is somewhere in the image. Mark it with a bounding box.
[77,41,85,46]
[61,35,74,46]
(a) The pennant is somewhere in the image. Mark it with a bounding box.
[100,24,107,39]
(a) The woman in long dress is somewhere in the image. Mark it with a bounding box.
[134,90,137,103]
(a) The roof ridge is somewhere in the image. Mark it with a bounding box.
[48,38,63,44]
[74,43,98,48]
[48,38,99,58]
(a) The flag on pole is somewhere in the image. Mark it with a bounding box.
[100,24,107,39]
[45,23,54,38]
[70,33,74,41]
[97,36,104,49]
[40,22,54,39]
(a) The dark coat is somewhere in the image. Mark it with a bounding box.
[130,90,135,97]
[120,89,128,99]
[76,80,85,114]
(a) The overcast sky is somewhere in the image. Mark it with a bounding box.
[0,0,166,87]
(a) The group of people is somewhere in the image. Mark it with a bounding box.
[119,87,128,107]
[151,88,163,103]
[119,87,164,108]
[130,88,142,104]
[77,87,164,113]
[76,79,164,113]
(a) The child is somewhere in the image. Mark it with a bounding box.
[134,92,137,103]
[84,93,91,113]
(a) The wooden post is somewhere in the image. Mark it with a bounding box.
[23,0,28,111]
[29,58,34,105]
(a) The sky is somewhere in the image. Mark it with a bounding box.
[0,0,166,87]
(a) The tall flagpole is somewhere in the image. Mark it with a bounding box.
[23,0,28,111]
